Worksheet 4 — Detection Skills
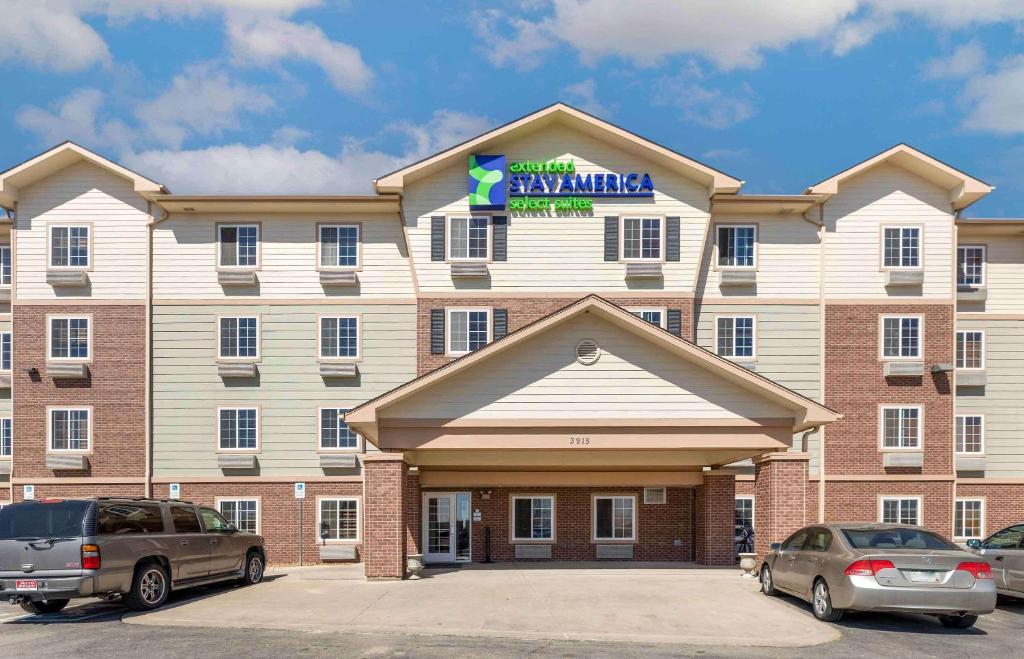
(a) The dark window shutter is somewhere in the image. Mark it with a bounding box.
[666,217,680,262]
[604,216,619,262]
[492,215,508,261]
[493,308,508,340]
[430,216,445,262]
[667,309,682,337]
[430,309,445,354]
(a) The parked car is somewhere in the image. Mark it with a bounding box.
[760,523,996,628]
[966,523,1024,599]
[0,497,266,614]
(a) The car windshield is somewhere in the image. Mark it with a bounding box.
[0,501,90,540]
[841,528,957,551]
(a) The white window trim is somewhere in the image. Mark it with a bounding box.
[318,223,361,270]
[510,495,556,543]
[716,224,758,269]
[446,216,491,261]
[955,414,985,455]
[217,316,261,361]
[46,315,92,362]
[216,407,260,453]
[318,315,361,361]
[628,307,668,329]
[619,216,665,262]
[0,416,12,459]
[47,406,92,453]
[714,315,757,359]
[317,407,362,452]
[0,331,11,373]
[954,498,986,540]
[735,496,755,530]
[643,487,667,505]
[879,495,923,526]
[879,315,923,360]
[217,223,260,270]
[316,496,361,544]
[957,245,986,287]
[215,496,261,535]
[592,494,637,542]
[881,225,923,270]
[955,330,985,370]
[0,244,12,287]
[47,224,91,270]
[445,307,491,356]
[878,405,923,450]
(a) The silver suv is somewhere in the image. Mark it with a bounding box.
[0,497,266,614]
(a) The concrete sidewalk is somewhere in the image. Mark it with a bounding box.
[124,563,840,647]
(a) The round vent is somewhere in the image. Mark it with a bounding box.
[575,339,601,365]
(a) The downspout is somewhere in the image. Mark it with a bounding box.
[144,201,168,498]
[802,201,827,523]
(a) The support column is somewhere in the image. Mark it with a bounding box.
[363,453,408,580]
[754,452,810,559]
[695,470,736,566]
[404,466,421,557]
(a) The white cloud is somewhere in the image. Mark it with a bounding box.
[271,125,313,147]
[653,73,757,129]
[962,55,1024,134]
[15,88,132,151]
[701,148,750,161]
[923,41,987,80]
[562,79,611,117]
[0,0,111,72]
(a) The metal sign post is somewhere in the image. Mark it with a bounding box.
[295,483,306,566]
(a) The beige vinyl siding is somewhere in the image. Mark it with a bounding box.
[153,214,414,299]
[15,161,149,300]
[387,313,792,420]
[403,123,709,293]
[955,319,1024,477]
[151,303,416,476]
[960,232,1024,313]
[823,163,954,299]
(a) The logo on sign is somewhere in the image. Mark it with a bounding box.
[294,482,306,499]
[23,485,35,500]
[468,154,506,210]
[169,483,180,500]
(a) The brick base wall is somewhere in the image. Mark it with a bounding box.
[363,455,407,578]
[822,479,955,537]
[754,454,809,557]
[694,473,735,565]
[956,483,1024,537]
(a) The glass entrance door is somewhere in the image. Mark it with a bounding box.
[422,492,471,563]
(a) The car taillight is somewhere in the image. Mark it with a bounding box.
[956,561,992,580]
[844,559,896,576]
[81,544,100,570]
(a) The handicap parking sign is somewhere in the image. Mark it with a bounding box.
[294,482,306,499]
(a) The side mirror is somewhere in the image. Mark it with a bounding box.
[966,539,981,550]
[226,523,239,533]
[770,542,782,552]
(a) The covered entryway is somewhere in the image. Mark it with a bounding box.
[422,492,472,563]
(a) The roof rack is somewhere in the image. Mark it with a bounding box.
[94,496,194,505]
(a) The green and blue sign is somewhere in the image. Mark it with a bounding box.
[468,154,507,210]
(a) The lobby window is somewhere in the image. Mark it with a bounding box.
[320,316,359,360]
[320,408,359,450]
[735,497,754,533]
[622,217,662,260]
[882,226,920,268]
[218,408,258,451]
[219,317,259,360]
[880,497,921,525]
[881,316,920,359]
[448,216,489,260]
[629,308,666,329]
[0,245,10,285]
[49,408,90,452]
[447,308,489,355]
[0,417,10,457]
[319,498,359,541]
[594,495,636,541]
[717,225,756,267]
[957,246,985,287]
[955,415,984,454]
[219,224,259,268]
[49,316,90,360]
[219,498,259,534]
[880,406,921,449]
[512,496,554,541]
[319,224,360,268]
[955,331,984,369]
[954,499,984,540]
[716,316,755,358]
[49,226,90,268]
[0,332,10,372]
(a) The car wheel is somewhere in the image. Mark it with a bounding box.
[760,565,777,596]
[241,551,264,586]
[125,561,170,612]
[19,599,69,615]
[938,614,978,629]
[812,579,844,622]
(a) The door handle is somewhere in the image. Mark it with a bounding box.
[209,538,218,545]
[994,556,1004,561]
[180,539,189,546]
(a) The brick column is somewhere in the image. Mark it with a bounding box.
[404,467,421,557]
[694,470,736,566]
[363,453,408,580]
[754,452,810,559]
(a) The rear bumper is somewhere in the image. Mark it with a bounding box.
[0,575,96,602]
[835,576,997,615]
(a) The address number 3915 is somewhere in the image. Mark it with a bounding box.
[569,437,590,446]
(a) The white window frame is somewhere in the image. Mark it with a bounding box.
[643,487,666,505]
[957,245,986,287]
[217,316,260,361]
[446,307,490,356]
[0,244,11,286]
[620,216,664,261]
[510,495,556,542]
[879,315,922,360]
[716,224,758,268]
[592,494,637,542]
[317,496,361,543]
[954,498,985,540]
[0,416,11,458]
[318,315,361,361]
[955,414,984,455]
[216,497,260,535]
[446,216,490,261]
[881,225,922,269]
[629,307,667,329]
[217,407,260,452]
[217,224,260,269]
[955,330,985,370]
[47,407,91,453]
[318,223,361,269]
[48,225,91,269]
[735,496,755,531]
[715,315,756,359]
[47,315,91,362]
[0,331,10,372]
[879,496,922,526]
[318,407,362,452]
[879,405,923,450]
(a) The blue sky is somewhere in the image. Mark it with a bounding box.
[2,1,1023,216]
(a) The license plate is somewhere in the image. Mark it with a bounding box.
[908,571,942,583]
[15,580,38,591]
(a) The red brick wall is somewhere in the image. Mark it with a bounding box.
[754,456,809,557]
[13,482,146,502]
[956,483,1024,538]
[363,456,407,578]
[694,472,736,565]
[823,480,954,537]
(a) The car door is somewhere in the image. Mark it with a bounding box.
[981,524,1024,593]
[168,504,210,580]
[199,507,243,575]
[794,527,833,598]
[773,529,809,592]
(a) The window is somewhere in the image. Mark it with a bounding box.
[594,495,636,541]
[199,507,233,533]
[981,524,1024,550]
[49,316,90,360]
[97,503,165,535]
[219,224,259,268]
[219,499,259,534]
[319,224,360,268]
[319,498,359,541]
[320,316,359,360]
[643,487,666,504]
[717,225,756,267]
[880,497,921,525]
[883,226,920,268]
[50,226,90,268]
[955,415,984,454]
[0,245,10,285]
[169,505,203,533]
[512,496,554,541]
[447,308,489,355]
[954,499,984,539]
[880,406,921,449]
[319,408,359,450]
[957,246,985,287]
[0,332,9,372]
[716,316,755,358]
[622,217,662,260]
[49,408,89,451]
[805,528,833,552]
[448,216,489,260]
[218,408,258,451]
[219,317,259,360]
[782,530,808,551]
[630,308,665,328]
[955,331,984,369]
[0,418,11,457]
[844,527,954,550]
[735,497,754,532]
[881,316,920,359]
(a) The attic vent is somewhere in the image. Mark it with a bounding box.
[575,339,601,365]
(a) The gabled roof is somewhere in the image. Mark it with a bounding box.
[0,142,166,208]
[345,295,840,442]
[805,144,992,210]
[373,102,743,195]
